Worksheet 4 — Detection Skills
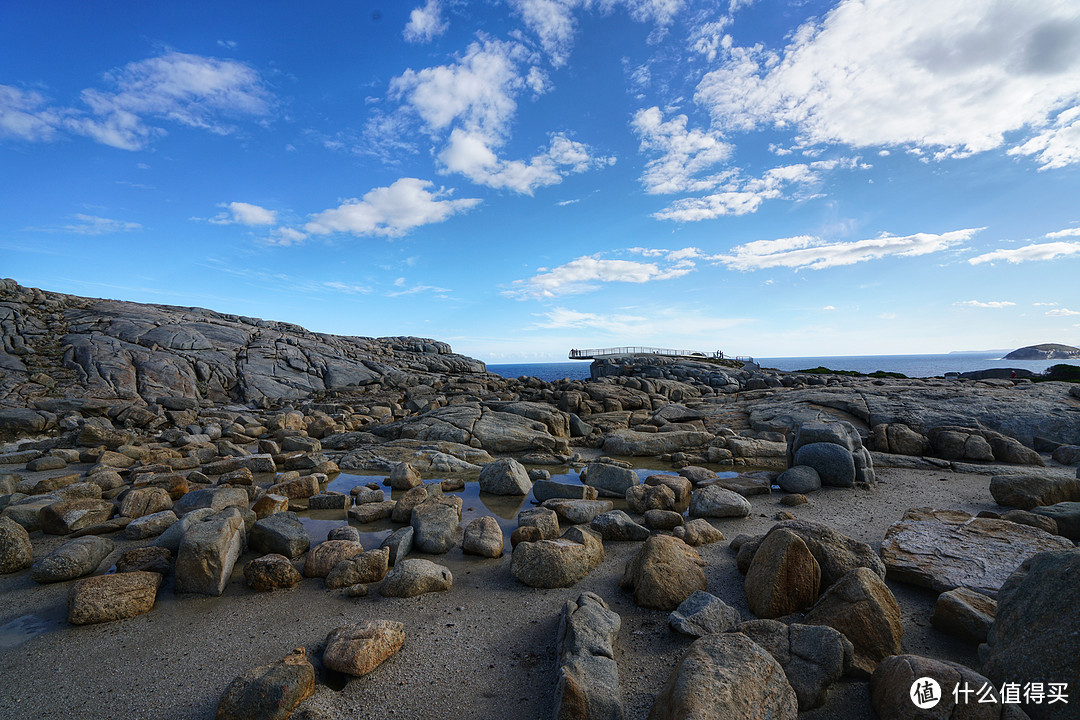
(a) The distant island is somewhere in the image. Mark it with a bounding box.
[1004,343,1080,360]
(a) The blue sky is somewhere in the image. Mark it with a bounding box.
[3,0,1080,363]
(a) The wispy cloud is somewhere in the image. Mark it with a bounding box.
[1046,308,1080,316]
[0,85,60,141]
[954,300,1016,309]
[968,240,1080,265]
[631,106,733,194]
[506,248,698,299]
[30,213,142,235]
[210,202,277,226]
[713,228,981,271]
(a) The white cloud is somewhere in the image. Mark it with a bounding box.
[689,19,732,63]
[507,251,696,299]
[303,178,480,238]
[968,240,1080,265]
[534,307,648,333]
[714,228,981,271]
[510,0,581,68]
[266,227,307,246]
[439,129,613,194]
[323,281,371,295]
[1033,302,1059,307]
[1045,227,1080,238]
[32,214,143,235]
[534,304,745,339]
[63,51,273,150]
[211,201,277,226]
[404,0,449,43]
[694,0,1080,168]
[0,85,59,141]
[954,300,1016,309]
[631,106,733,194]
[1046,308,1080,316]
[387,282,452,297]
[652,160,856,221]
[822,305,836,311]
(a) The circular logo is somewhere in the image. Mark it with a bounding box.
[910,677,942,709]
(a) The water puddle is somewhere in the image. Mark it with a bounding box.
[0,614,59,651]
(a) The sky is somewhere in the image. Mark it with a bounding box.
[2,0,1080,363]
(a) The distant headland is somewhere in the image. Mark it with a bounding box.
[1004,343,1080,360]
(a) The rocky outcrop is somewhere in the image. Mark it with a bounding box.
[1004,343,1080,360]
[0,279,485,408]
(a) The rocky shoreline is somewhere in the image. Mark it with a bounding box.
[2,280,1079,720]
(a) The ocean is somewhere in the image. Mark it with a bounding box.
[486,352,1067,382]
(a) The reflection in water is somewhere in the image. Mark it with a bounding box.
[0,614,56,650]
[300,465,742,547]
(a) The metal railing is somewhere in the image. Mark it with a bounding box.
[569,346,720,359]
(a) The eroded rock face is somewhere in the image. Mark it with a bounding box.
[880,508,1072,597]
[737,519,885,589]
[990,473,1080,510]
[870,655,1016,720]
[214,648,315,720]
[511,527,605,589]
[803,568,902,676]
[380,558,453,598]
[243,554,302,592]
[648,632,798,720]
[744,527,821,619]
[67,571,162,625]
[0,515,33,573]
[322,620,405,677]
[175,509,245,596]
[668,591,741,638]
[736,620,853,711]
[31,536,114,584]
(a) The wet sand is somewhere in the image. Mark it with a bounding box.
[0,463,1016,719]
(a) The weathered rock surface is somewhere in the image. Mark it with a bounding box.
[322,620,404,676]
[554,592,624,720]
[673,518,725,547]
[175,509,245,596]
[410,495,462,554]
[737,519,885,588]
[542,499,614,525]
[870,654,1021,720]
[880,508,1072,597]
[1030,501,1080,541]
[214,648,315,720]
[461,516,504,558]
[981,549,1080,720]
[380,558,453,597]
[31,536,114,583]
[325,548,390,589]
[249,512,310,559]
[688,484,751,519]
[67,571,162,625]
[511,526,605,589]
[648,632,798,720]
[478,457,532,496]
[736,619,854,711]
[990,473,1080,510]
[590,510,650,542]
[744,527,821,619]
[931,587,996,643]
[803,567,903,675]
[620,535,706,611]
[533,479,599,502]
[303,540,364,579]
[668,591,741,638]
[124,509,178,540]
[0,514,33,573]
[581,463,640,498]
[244,554,302,592]
[40,498,115,535]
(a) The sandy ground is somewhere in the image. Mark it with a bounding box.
[0,460,1054,720]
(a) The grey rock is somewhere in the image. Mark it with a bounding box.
[668,590,740,637]
[737,619,854,711]
[462,516,504,558]
[380,526,413,566]
[582,463,640,498]
[517,507,560,540]
[303,540,364,578]
[244,553,303,591]
[380,558,453,597]
[793,443,855,488]
[348,501,395,523]
[175,508,245,596]
[642,509,683,530]
[152,507,216,554]
[931,587,996,643]
[478,457,532,496]
[736,519,885,588]
[307,492,348,510]
[626,483,676,514]
[39,498,115,535]
[555,592,625,720]
[410,496,462,554]
[871,654,1022,720]
[0,515,33,573]
[590,510,650,541]
[511,526,605,588]
[31,536,114,583]
[777,466,821,494]
[542,498,614,525]
[673,518,725,547]
[172,487,249,516]
[991,473,1080,510]
[327,525,361,542]
[688,484,751,518]
[981,549,1080,720]
[124,510,179,540]
[620,535,706,611]
[1031,501,1080,541]
[325,547,390,589]
[250,512,311,559]
[532,479,598,502]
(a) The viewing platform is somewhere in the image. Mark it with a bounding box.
[569,346,753,363]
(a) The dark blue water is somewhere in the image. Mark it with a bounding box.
[488,353,1066,380]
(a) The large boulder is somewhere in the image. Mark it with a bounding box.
[1031,501,1080,541]
[462,516,504,558]
[303,540,364,578]
[880,508,1072,597]
[175,509,245,596]
[380,558,453,598]
[990,473,1080,510]
[67,571,162,625]
[620,535,706,611]
[124,510,179,540]
[243,554,302,592]
[590,510,650,542]
[626,483,676,514]
[410,495,462,554]
[0,515,33,573]
[532,479,598,502]
[581,463,640,498]
[173,487,249,516]
[870,654,1018,720]
[668,591,741,638]
[478,458,532,496]
[31,536,114,584]
[931,587,996,644]
[511,526,605,588]
[803,567,902,675]
[388,462,422,490]
[736,519,885,588]
[981,549,1080,720]
[40,499,116,535]
[736,620,853,711]
[249,512,310,559]
[214,648,315,720]
[322,620,404,677]
[648,633,798,720]
[325,548,390,589]
[688,485,751,519]
[542,499,614,525]
[744,527,821,619]
[554,592,624,720]
[793,443,855,488]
